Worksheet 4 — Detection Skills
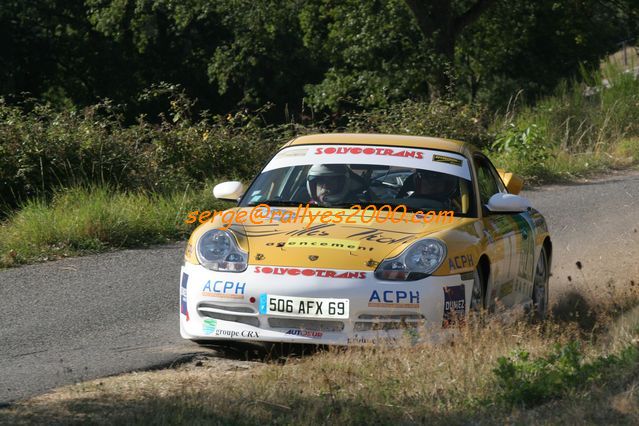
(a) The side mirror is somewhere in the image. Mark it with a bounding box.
[486,193,531,213]
[496,169,524,195]
[213,181,244,201]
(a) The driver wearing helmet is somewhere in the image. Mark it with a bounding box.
[307,164,355,206]
[405,169,461,210]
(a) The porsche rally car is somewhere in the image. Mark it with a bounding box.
[180,133,551,345]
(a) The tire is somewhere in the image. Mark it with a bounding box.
[470,267,485,312]
[531,246,550,321]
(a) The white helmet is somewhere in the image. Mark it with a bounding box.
[307,164,351,205]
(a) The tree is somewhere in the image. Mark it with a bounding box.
[403,0,497,98]
[456,0,636,107]
[86,0,318,117]
[300,0,430,111]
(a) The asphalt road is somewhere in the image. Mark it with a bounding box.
[1,169,638,404]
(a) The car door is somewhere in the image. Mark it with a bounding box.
[482,160,536,305]
[474,155,522,308]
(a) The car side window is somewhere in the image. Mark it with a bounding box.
[474,156,504,206]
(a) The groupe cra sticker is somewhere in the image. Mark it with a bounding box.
[202,319,260,338]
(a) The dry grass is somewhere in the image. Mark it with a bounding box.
[4,287,639,426]
[0,287,637,425]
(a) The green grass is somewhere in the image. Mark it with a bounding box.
[490,149,628,185]
[0,185,230,268]
[489,63,639,184]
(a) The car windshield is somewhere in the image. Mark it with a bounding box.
[239,145,475,216]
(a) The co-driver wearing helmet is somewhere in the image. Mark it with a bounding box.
[405,170,461,210]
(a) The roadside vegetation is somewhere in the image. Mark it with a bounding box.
[490,63,639,182]
[0,186,231,267]
[3,286,639,424]
[2,2,639,423]
[1,61,638,269]
[1,0,638,268]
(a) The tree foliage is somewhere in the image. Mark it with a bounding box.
[0,0,637,116]
[299,0,430,110]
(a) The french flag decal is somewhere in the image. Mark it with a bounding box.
[180,272,189,321]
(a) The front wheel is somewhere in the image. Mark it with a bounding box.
[531,246,550,321]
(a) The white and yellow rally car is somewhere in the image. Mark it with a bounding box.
[180,134,551,345]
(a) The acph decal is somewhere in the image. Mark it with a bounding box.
[368,290,420,308]
[448,254,474,270]
[254,266,366,279]
[201,280,245,299]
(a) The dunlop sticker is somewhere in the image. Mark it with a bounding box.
[433,154,462,167]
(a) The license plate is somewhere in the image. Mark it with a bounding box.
[259,294,349,319]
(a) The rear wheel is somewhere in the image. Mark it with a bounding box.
[531,247,549,321]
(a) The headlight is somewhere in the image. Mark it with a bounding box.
[374,238,447,281]
[196,229,248,272]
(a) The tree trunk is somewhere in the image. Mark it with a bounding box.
[404,0,454,98]
[404,0,497,98]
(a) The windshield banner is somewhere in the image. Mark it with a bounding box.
[263,145,471,180]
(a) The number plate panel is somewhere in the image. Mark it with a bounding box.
[259,294,349,319]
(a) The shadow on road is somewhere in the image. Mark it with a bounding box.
[194,341,332,363]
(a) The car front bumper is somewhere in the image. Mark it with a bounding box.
[179,262,474,345]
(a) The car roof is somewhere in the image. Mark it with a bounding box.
[283,133,479,158]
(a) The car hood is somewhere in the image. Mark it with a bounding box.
[217,207,472,270]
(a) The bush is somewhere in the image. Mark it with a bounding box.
[0,95,494,214]
[494,63,639,156]
[0,98,296,212]
[493,341,639,407]
[345,99,492,148]
[492,123,549,165]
